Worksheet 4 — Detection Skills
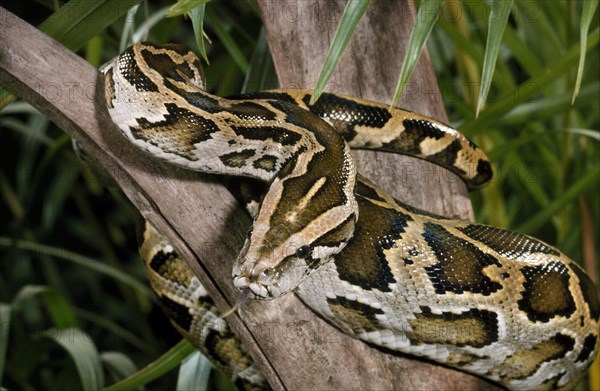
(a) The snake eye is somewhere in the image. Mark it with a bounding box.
[295,245,311,259]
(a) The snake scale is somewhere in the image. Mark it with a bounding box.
[103,43,599,390]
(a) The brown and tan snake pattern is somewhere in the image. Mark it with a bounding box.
[103,43,599,391]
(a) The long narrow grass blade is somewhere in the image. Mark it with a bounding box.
[131,6,171,44]
[0,238,153,297]
[482,180,508,228]
[190,4,210,63]
[12,285,79,328]
[462,28,599,135]
[390,0,444,107]
[101,352,139,382]
[0,303,10,384]
[309,0,371,105]
[38,0,142,51]
[501,23,542,77]
[205,12,249,73]
[12,285,51,307]
[563,128,600,141]
[0,170,24,220]
[1,0,142,110]
[168,0,211,17]
[572,0,598,104]
[242,27,277,93]
[0,101,40,115]
[119,4,141,52]
[503,81,600,124]
[476,0,513,116]
[76,309,150,353]
[43,327,105,391]
[104,339,196,391]
[41,289,79,328]
[86,35,104,68]
[516,165,600,233]
[507,151,551,208]
[176,351,212,391]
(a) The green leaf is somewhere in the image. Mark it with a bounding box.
[38,0,142,51]
[462,28,600,135]
[516,165,600,234]
[76,309,151,353]
[42,160,81,232]
[86,35,104,68]
[572,0,598,104]
[0,238,153,298]
[1,0,142,110]
[242,27,277,93]
[390,0,444,107]
[514,0,564,58]
[12,285,51,308]
[41,289,79,328]
[506,151,551,208]
[205,12,249,73]
[0,303,10,384]
[12,285,78,328]
[190,4,210,63]
[476,0,513,116]
[43,327,105,390]
[131,5,171,44]
[563,128,600,141]
[502,82,600,125]
[176,351,212,391]
[168,0,211,18]
[481,179,508,229]
[119,4,141,52]
[309,0,371,104]
[0,170,24,219]
[500,23,543,77]
[101,352,139,382]
[104,339,196,391]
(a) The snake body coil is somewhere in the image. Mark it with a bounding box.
[104,43,599,390]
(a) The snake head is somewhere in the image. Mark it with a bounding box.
[228,104,359,299]
[232,217,355,299]
[232,161,358,299]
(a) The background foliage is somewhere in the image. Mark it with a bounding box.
[0,0,598,390]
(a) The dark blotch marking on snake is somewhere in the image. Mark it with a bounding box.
[219,149,256,168]
[423,222,502,296]
[334,197,411,292]
[132,103,220,160]
[518,262,576,322]
[407,307,499,348]
[327,296,385,334]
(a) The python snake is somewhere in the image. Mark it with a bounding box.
[103,42,599,390]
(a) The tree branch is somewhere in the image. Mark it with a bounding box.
[0,4,498,390]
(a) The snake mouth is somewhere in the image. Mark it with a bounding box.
[233,275,281,299]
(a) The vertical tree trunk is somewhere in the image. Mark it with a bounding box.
[256,1,499,390]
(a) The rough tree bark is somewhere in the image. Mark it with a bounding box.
[254,1,498,389]
[0,4,498,390]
